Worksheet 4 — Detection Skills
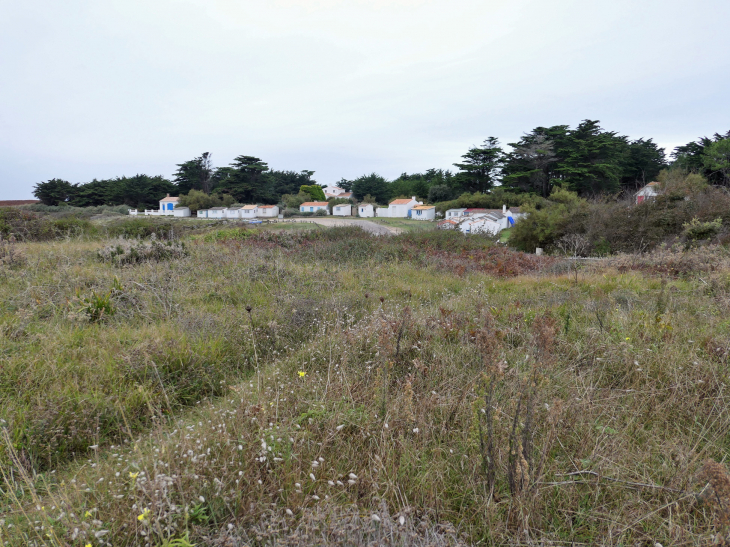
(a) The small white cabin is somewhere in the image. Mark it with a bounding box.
[411,205,436,220]
[300,202,329,214]
[159,194,179,215]
[388,197,421,218]
[445,208,467,219]
[257,205,279,218]
[635,182,661,204]
[225,207,242,219]
[197,209,208,218]
[358,204,374,217]
[208,207,227,219]
[173,207,191,218]
[332,204,352,216]
[241,205,258,218]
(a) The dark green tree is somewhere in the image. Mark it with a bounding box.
[33,178,75,205]
[453,137,503,193]
[215,156,271,203]
[502,134,558,197]
[300,185,326,201]
[703,139,730,185]
[553,120,627,195]
[672,131,730,184]
[620,139,667,189]
[351,173,389,204]
[174,152,213,194]
[427,184,454,203]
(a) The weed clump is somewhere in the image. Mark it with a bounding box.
[98,237,187,266]
[0,236,26,269]
[698,460,730,543]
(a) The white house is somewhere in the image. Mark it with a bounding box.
[388,197,421,218]
[197,209,208,218]
[241,205,258,219]
[635,182,661,204]
[300,202,329,214]
[208,207,227,219]
[376,206,390,217]
[173,206,191,218]
[323,185,346,197]
[323,186,353,200]
[411,205,436,220]
[257,205,279,218]
[159,194,179,214]
[135,194,180,216]
[445,208,467,219]
[225,207,242,219]
[332,204,353,216]
[358,204,374,217]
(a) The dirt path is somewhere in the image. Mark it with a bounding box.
[290,218,402,235]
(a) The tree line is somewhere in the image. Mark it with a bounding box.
[32,121,730,208]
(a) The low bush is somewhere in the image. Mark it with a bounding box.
[0,207,96,241]
[97,237,188,266]
[510,172,730,255]
[683,217,723,240]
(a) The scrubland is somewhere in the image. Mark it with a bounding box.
[2,221,730,546]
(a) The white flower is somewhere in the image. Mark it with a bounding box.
[328,480,335,486]
[310,473,316,481]
[336,425,345,431]
[371,514,381,522]
[286,508,294,516]
[312,495,320,500]
[348,473,358,480]
[198,496,205,503]
[295,482,301,488]
[399,516,405,526]
[412,428,419,434]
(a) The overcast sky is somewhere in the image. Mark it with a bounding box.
[1,0,728,199]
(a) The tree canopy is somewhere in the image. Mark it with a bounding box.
[35,122,730,212]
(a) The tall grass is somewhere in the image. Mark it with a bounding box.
[2,226,730,545]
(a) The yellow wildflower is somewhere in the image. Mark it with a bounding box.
[84,511,92,518]
[129,471,139,479]
[138,508,151,522]
[298,371,307,378]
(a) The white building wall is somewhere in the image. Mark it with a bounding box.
[358,204,374,217]
[333,205,352,216]
[258,206,279,218]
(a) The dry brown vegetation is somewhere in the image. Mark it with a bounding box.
[2,224,730,546]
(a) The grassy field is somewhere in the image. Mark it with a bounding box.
[369,217,436,232]
[2,219,730,546]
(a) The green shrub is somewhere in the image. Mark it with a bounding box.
[683,217,722,240]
